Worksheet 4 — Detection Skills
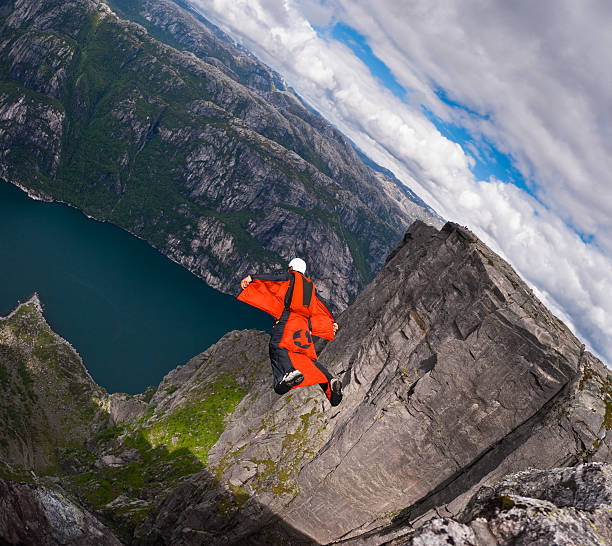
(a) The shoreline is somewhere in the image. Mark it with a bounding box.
[0,294,104,395]
[1,177,218,288]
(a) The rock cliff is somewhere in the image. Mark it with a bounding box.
[0,0,442,312]
[406,462,612,545]
[1,221,611,545]
[0,296,109,471]
[0,477,121,546]
[145,221,612,544]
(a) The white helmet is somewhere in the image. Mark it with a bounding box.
[288,257,306,274]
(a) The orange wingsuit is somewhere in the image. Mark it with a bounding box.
[238,270,339,404]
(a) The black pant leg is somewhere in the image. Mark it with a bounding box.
[269,345,294,385]
[314,360,342,405]
[269,311,295,392]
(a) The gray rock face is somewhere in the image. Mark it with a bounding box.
[0,478,121,545]
[2,221,611,545]
[282,221,606,542]
[147,221,611,545]
[121,0,288,95]
[109,393,147,424]
[406,463,612,546]
[0,0,442,312]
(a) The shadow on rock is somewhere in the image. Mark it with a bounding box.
[46,429,318,545]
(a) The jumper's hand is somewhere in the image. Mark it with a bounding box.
[333,322,339,333]
[241,275,252,290]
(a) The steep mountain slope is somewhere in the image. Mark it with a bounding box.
[0,296,109,471]
[1,221,610,545]
[148,221,612,544]
[0,0,441,311]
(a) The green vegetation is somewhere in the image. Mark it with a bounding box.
[140,385,157,403]
[95,424,125,443]
[228,483,250,508]
[63,383,260,536]
[143,373,246,463]
[68,436,201,510]
[579,364,597,391]
[0,298,260,539]
[0,300,107,472]
[0,0,404,298]
[604,398,612,430]
[272,406,317,497]
[164,385,179,396]
[478,248,495,267]
[216,479,251,515]
[61,425,203,524]
[245,405,321,501]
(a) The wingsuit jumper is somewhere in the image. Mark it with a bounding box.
[238,258,343,406]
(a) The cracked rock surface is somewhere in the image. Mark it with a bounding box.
[0,478,121,545]
[1,221,610,544]
[143,221,612,544]
[404,462,612,545]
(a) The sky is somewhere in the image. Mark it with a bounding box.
[190,0,612,365]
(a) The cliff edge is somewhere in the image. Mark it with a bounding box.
[1,221,611,545]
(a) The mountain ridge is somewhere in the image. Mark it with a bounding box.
[0,0,442,312]
[1,220,610,544]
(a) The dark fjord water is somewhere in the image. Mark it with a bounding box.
[0,180,270,394]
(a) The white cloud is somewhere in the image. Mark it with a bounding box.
[337,1,612,242]
[190,0,612,364]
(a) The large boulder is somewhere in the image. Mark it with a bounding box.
[0,478,121,545]
[407,462,612,545]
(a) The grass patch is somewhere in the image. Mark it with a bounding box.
[164,385,179,396]
[579,363,612,431]
[140,385,157,403]
[95,424,125,443]
[143,373,246,464]
[67,431,203,511]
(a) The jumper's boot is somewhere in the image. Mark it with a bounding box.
[274,369,304,394]
[329,378,343,406]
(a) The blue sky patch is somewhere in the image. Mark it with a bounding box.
[434,87,490,120]
[321,21,536,199]
[328,22,408,102]
[423,105,534,195]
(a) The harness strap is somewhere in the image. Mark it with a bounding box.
[284,272,295,310]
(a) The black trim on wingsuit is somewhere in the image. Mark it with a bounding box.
[302,277,313,307]
[284,274,295,310]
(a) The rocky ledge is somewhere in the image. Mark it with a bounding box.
[0,221,611,545]
[407,462,612,545]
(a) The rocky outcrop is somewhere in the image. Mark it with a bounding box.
[0,478,121,545]
[1,221,610,544]
[146,221,611,545]
[0,0,442,312]
[406,463,612,545]
[0,296,109,471]
[0,302,271,544]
